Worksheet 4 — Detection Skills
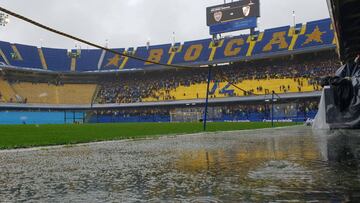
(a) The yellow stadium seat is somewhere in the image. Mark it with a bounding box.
[11,82,97,104]
[143,77,320,101]
[0,77,17,102]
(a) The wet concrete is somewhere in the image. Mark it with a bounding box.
[1,126,360,202]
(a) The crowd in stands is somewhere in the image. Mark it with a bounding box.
[92,99,320,122]
[219,99,319,117]
[97,52,340,104]
[0,51,340,105]
[94,108,170,117]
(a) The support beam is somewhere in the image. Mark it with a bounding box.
[203,67,212,131]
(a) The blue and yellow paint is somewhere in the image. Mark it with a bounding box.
[0,18,337,72]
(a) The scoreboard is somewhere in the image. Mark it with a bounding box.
[206,0,260,35]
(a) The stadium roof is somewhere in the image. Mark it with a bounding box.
[327,0,360,63]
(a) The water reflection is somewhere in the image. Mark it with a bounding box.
[315,129,360,165]
[0,127,360,202]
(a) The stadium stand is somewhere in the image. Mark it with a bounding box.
[75,49,102,72]
[96,51,339,104]
[0,0,352,136]
[0,77,17,102]
[153,78,314,101]
[0,18,335,72]
[89,98,319,123]
[9,82,97,104]
[41,47,71,72]
[0,18,340,125]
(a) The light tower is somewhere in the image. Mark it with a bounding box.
[0,12,10,26]
[292,11,296,28]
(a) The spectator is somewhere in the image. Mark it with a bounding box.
[96,53,340,104]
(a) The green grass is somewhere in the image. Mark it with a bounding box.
[0,122,299,149]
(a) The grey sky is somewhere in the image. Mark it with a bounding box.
[0,0,330,49]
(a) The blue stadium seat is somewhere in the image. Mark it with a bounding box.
[212,35,250,62]
[124,44,172,70]
[0,42,44,69]
[100,48,126,70]
[172,38,212,65]
[125,46,147,69]
[252,26,292,55]
[75,49,102,72]
[42,47,71,72]
[0,41,13,64]
[14,44,42,69]
[0,18,336,72]
[143,44,171,70]
[295,18,334,50]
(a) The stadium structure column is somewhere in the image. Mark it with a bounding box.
[271,91,275,127]
[203,67,212,131]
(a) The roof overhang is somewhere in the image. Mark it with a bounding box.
[327,0,360,63]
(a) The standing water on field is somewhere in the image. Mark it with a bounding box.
[0,126,360,202]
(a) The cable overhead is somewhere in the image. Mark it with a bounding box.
[0,6,256,95]
[217,70,261,95]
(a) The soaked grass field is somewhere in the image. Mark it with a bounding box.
[0,122,298,149]
[1,126,359,202]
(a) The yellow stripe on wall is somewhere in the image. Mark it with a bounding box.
[300,24,307,35]
[11,45,23,61]
[208,40,224,61]
[70,57,76,72]
[167,45,183,65]
[38,48,48,70]
[0,49,10,65]
[120,50,134,70]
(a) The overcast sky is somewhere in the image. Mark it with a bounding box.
[0,0,330,49]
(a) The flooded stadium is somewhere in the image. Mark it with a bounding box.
[1,126,360,202]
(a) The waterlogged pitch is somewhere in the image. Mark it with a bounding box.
[1,126,360,202]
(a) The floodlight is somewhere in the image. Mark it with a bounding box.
[0,13,9,26]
